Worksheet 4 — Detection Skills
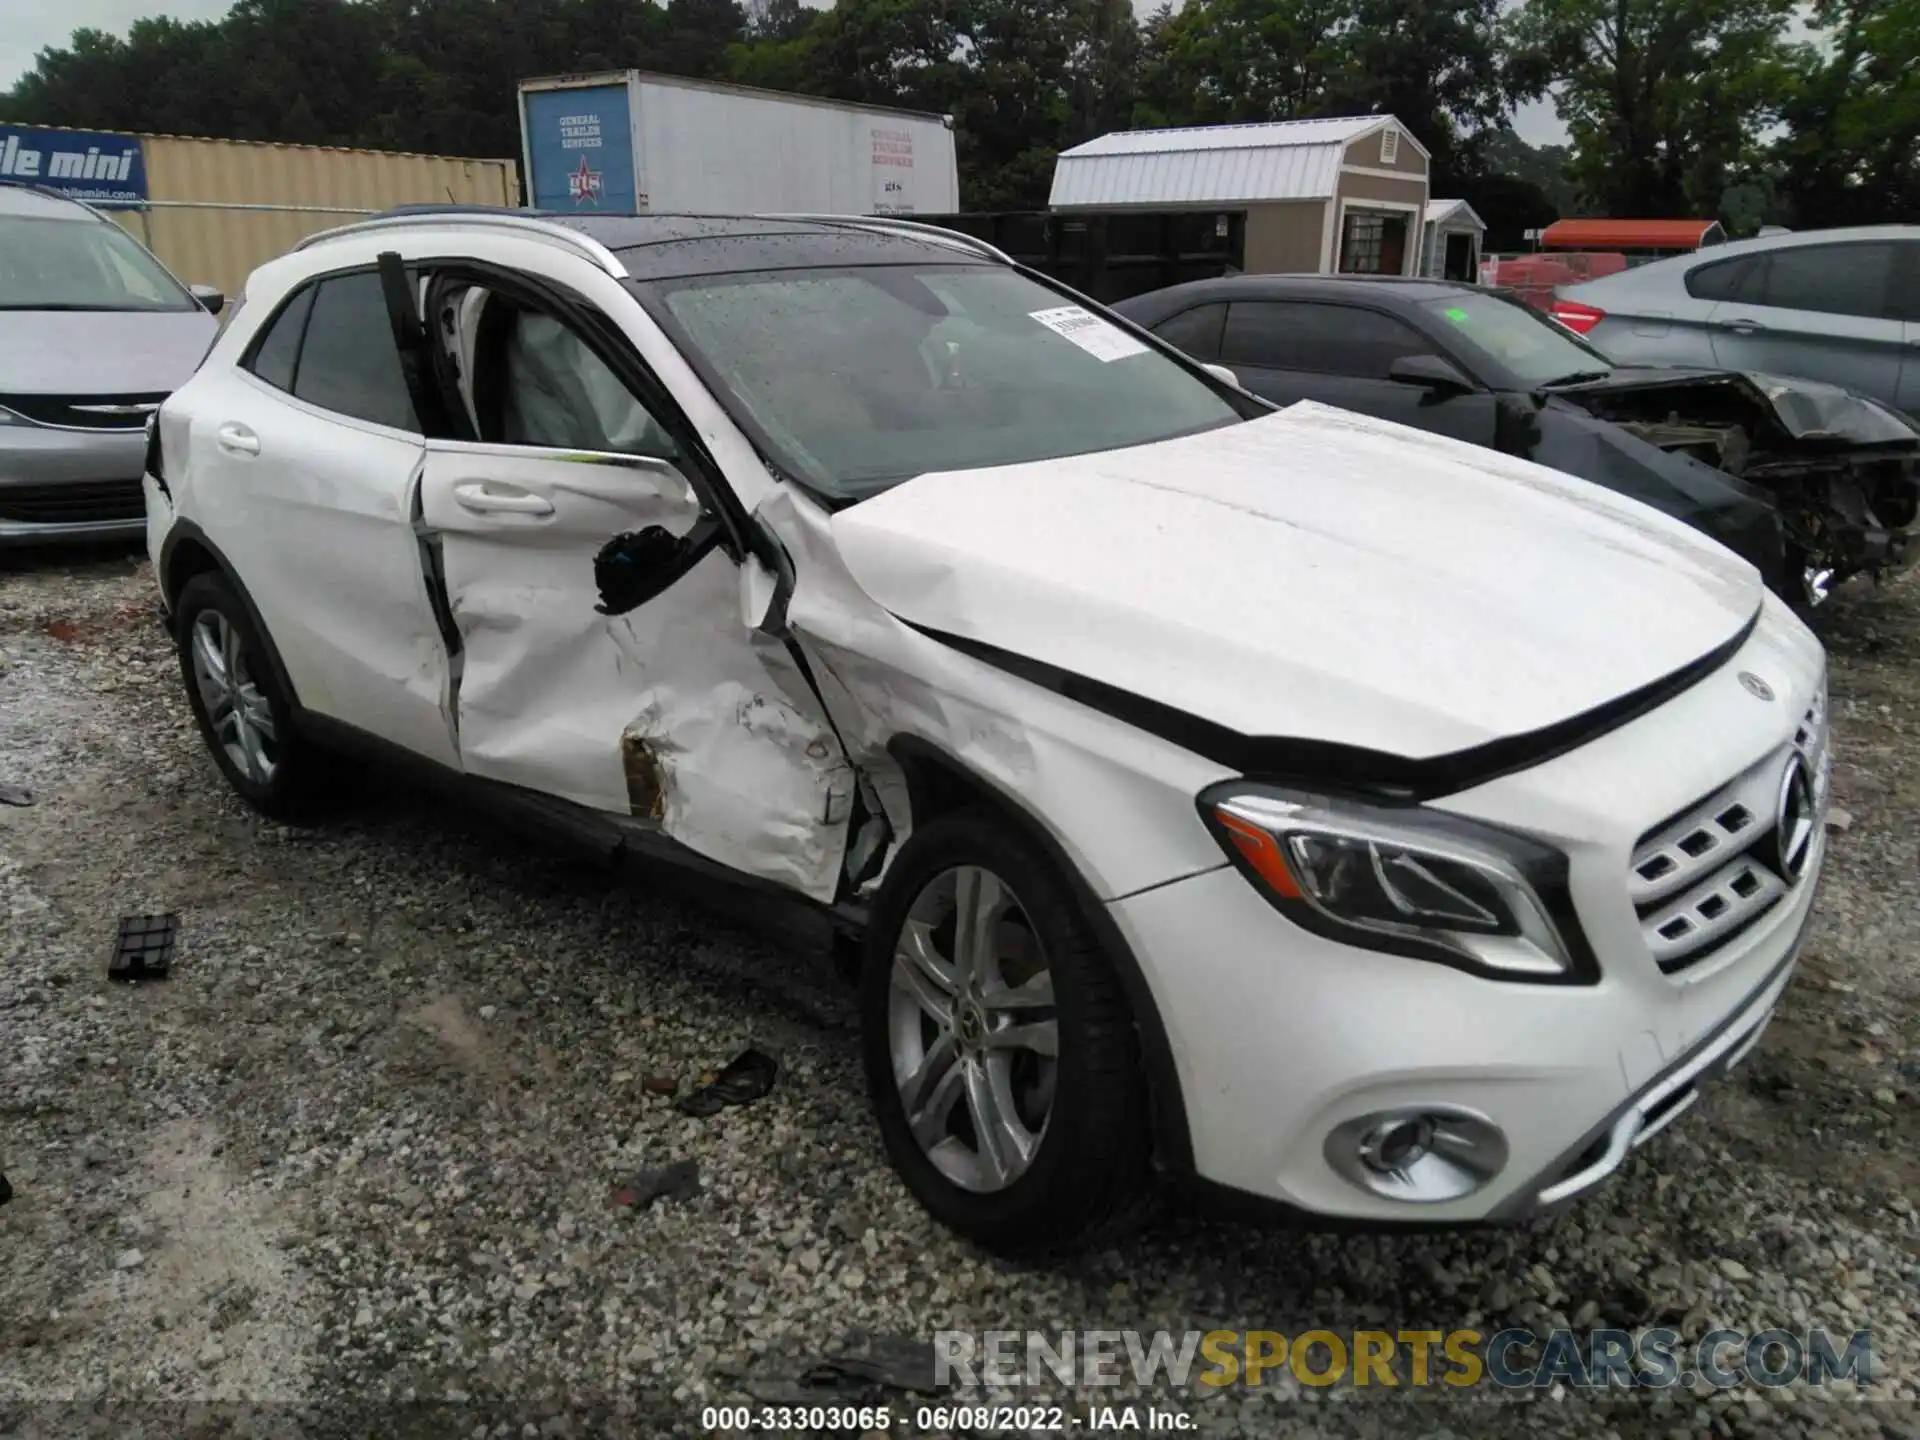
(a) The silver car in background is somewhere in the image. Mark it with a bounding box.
[1553,225,1920,420]
[0,183,222,545]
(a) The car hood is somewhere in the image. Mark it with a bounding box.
[0,309,217,395]
[1553,365,1920,447]
[830,402,1763,761]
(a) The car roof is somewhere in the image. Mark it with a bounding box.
[0,182,101,221]
[1681,223,1920,262]
[309,208,1001,281]
[1115,272,1473,311]
[570,213,999,279]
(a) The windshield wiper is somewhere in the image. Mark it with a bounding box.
[0,303,133,312]
[1540,369,1614,388]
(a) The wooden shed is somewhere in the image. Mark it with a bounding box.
[1047,117,1430,277]
[1421,198,1486,281]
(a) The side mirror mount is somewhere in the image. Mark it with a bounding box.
[1202,362,1240,388]
[739,551,781,632]
[189,284,225,315]
[1388,353,1474,395]
[595,513,725,617]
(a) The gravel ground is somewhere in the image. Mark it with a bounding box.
[2,546,1917,1440]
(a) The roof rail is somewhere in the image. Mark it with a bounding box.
[372,203,556,220]
[294,209,629,278]
[762,213,1013,265]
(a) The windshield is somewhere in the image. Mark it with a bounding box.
[646,264,1244,498]
[0,214,195,312]
[1420,290,1615,388]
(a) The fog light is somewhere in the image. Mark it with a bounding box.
[1325,1107,1508,1203]
[1360,1116,1435,1172]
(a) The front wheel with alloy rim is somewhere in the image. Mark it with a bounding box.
[860,810,1153,1255]
[174,571,322,820]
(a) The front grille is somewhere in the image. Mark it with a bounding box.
[1630,682,1830,975]
[0,393,167,430]
[0,479,146,524]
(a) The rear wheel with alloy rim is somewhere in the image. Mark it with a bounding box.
[190,608,279,789]
[861,810,1152,1254]
[174,571,323,820]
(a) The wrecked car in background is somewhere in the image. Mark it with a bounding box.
[1114,275,1920,610]
[1552,365,1920,604]
[145,211,1830,1255]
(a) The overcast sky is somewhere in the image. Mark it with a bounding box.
[2,0,1575,144]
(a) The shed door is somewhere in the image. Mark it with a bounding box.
[1340,209,1410,276]
[1444,232,1476,281]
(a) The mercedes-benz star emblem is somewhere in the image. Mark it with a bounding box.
[1770,752,1817,884]
[1738,671,1775,701]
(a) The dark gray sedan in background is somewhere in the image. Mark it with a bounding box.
[1114,273,1920,610]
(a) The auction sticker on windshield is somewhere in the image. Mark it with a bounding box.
[1030,305,1148,362]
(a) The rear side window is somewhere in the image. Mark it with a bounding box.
[1745,243,1900,320]
[1221,301,1433,380]
[293,272,419,431]
[243,284,314,393]
[1684,255,1758,302]
[1152,303,1228,360]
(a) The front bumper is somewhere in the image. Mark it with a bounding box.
[1502,938,1802,1217]
[0,424,149,544]
[1105,600,1827,1224]
[1108,837,1819,1223]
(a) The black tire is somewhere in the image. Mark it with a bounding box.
[174,571,323,820]
[860,809,1153,1256]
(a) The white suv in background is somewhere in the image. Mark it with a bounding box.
[146,210,1830,1253]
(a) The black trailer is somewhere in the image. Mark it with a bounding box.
[913,211,1246,305]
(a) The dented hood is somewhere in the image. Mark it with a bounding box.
[829,402,1763,761]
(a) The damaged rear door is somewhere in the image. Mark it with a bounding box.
[406,266,855,900]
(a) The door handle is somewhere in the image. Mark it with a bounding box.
[1721,317,1766,335]
[216,422,259,455]
[452,480,554,516]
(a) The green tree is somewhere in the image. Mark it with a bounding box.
[1130,0,1512,194]
[1475,126,1577,213]
[1331,0,1510,189]
[803,0,1134,208]
[1507,0,1800,216]
[1133,0,1356,126]
[1773,0,1920,225]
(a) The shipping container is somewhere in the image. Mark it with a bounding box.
[1,122,518,298]
[517,72,959,217]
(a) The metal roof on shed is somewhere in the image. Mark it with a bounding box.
[1425,198,1486,230]
[1048,116,1416,209]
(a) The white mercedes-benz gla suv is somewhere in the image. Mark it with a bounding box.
[145,210,1830,1254]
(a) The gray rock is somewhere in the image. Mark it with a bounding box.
[5,545,1920,1437]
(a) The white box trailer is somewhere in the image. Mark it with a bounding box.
[516,71,960,216]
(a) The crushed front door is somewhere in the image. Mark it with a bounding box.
[413,282,854,900]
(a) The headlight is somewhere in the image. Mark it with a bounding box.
[1199,783,1595,983]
